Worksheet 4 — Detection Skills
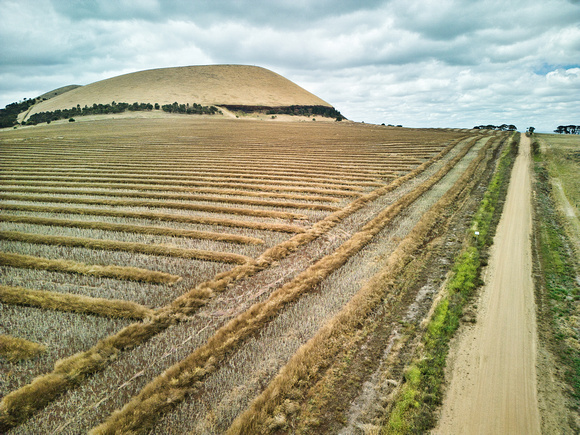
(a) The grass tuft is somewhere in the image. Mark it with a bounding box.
[0,285,154,319]
[0,334,46,362]
[0,251,182,285]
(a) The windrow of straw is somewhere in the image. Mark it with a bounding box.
[0,252,182,285]
[89,136,481,434]
[0,317,175,432]
[0,186,340,212]
[0,203,306,233]
[1,163,385,183]
[0,172,367,192]
[0,136,466,431]
[227,135,500,434]
[0,285,153,320]
[0,160,386,178]
[0,215,264,245]
[0,176,361,197]
[0,180,342,203]
[0,231,252,265]
[0,194,308,220]
[168,136,472,312]
[0,169,383,189]
[0,335,46,363]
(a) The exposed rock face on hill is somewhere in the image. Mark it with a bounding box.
[26,65,332,118]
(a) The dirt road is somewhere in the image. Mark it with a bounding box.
[434,134,541,434]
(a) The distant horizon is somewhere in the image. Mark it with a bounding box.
[1,0,579,132]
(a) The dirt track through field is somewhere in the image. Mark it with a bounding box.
[435,134,541,434]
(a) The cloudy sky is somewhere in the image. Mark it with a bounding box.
[1,0,579,131]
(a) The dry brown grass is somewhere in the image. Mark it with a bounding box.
[0,193,308,220]
[0,120,471,432]
[0,180,342,203]
[168,137,467,314]
[227,136,497,434]
[0,136,461,432]
[88,136,479,434]
[0,285,153,319]
[25,65,332,117]
[0,174,363,197]
[0,214,264,245]
[0,317,173,431]
[0,203,306,233]
[0,173,364,193]
[0,231,252,265]
[1,168,381,189]
[0,335,46,362]
[0,251,182,284]
[0,186,342,211]
[2,164,384,183]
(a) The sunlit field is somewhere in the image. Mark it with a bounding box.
[0,117,510,433]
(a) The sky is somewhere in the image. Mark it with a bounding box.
[1,0,579,132]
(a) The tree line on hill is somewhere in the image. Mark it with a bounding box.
[223,105,345,121]
[554,125,579,134]
[0,98,37,128]
[23,101,222,125]
[0,99,345,127]
[473,124,517,131]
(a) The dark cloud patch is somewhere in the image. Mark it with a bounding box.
[50,0,387,29]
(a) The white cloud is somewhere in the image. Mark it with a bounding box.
[0,0,579,132]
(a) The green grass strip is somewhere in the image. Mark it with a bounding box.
[385,133,518,434]
[533,150,580,408]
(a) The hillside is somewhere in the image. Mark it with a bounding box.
[25,65,332,119]
[36,85,82,102]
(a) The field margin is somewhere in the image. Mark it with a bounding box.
[383,132,518,433]
[531,135,580,432]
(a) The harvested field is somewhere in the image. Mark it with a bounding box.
[0,117,507,433]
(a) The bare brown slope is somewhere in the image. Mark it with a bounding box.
[26,65,331,117]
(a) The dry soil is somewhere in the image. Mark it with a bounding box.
[434,134,541,434]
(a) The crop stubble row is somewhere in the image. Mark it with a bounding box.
[0,119,470,432]
[90,133,485,434]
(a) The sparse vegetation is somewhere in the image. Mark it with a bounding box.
[1,117,493,433]
[554,125,579,134]
[533,134,580,419]
[384,133,518,433]
[223,104,345,120]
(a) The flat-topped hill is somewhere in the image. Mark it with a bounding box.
[26,65,332,118]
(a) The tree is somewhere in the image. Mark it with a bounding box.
[554,125,578,134]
